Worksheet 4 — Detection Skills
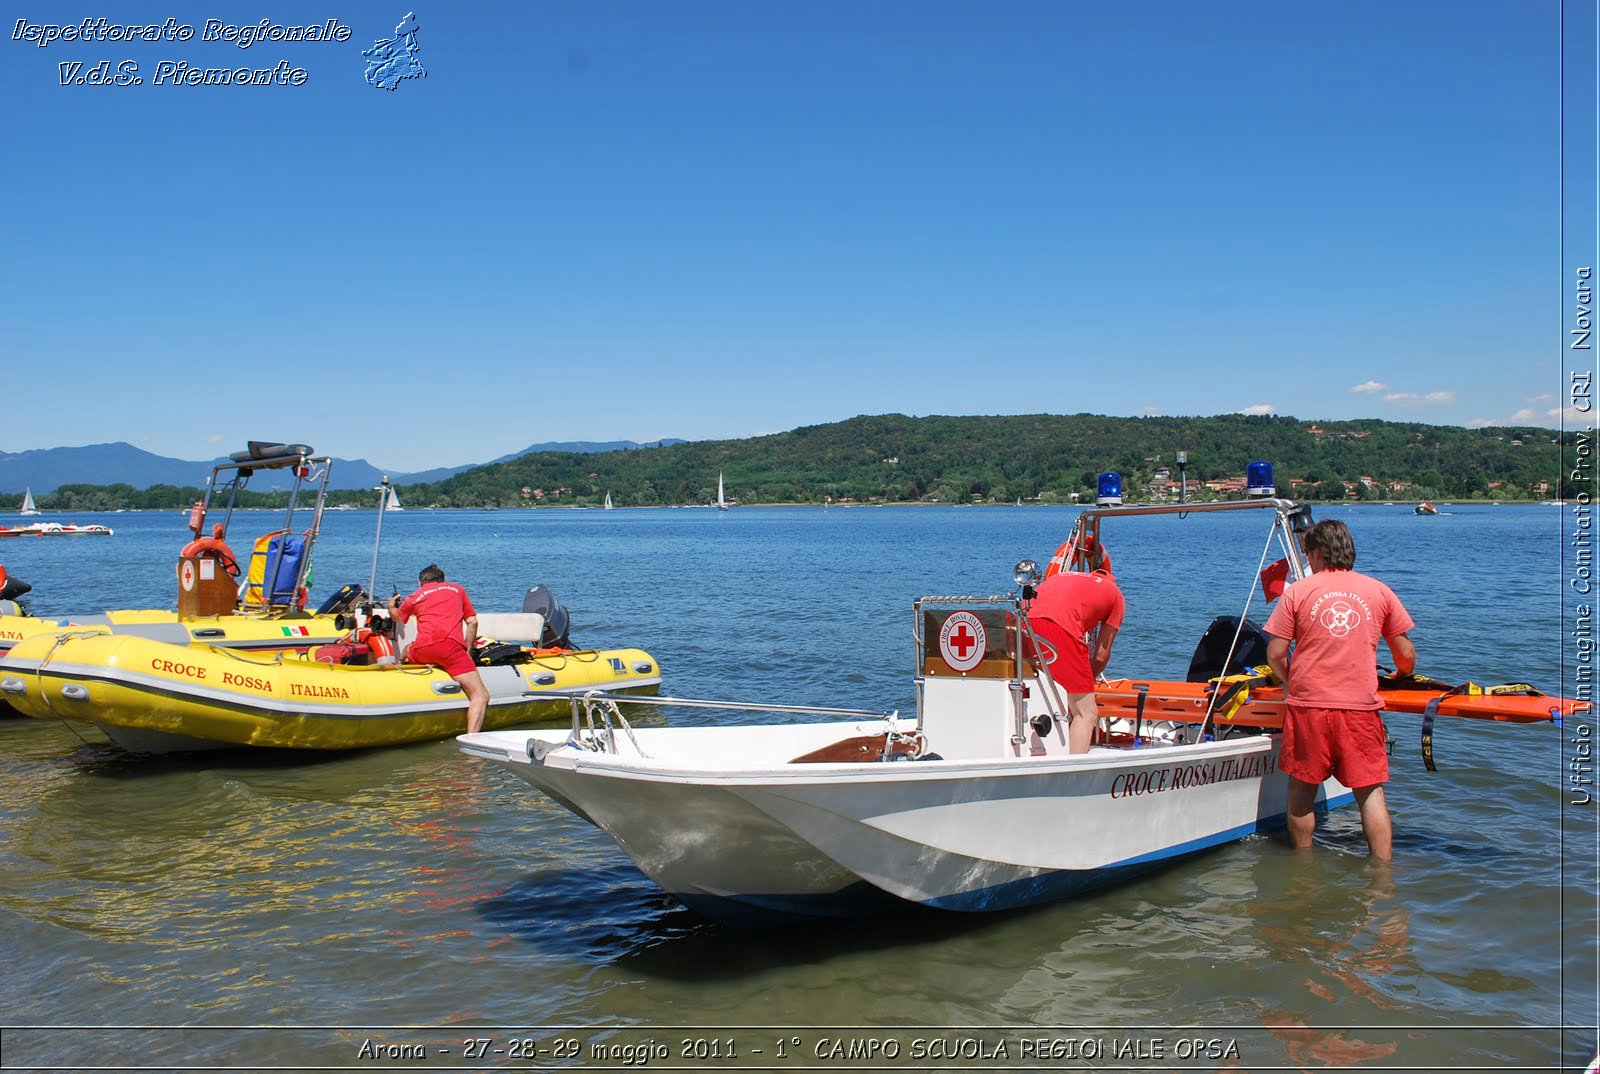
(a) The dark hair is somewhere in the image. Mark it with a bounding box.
[1302,520,1356,570]
[418,564,445,584]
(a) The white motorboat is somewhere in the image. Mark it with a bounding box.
[460,494,1360,925]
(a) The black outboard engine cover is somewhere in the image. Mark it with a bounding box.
[0,575,31,603]
[1186,615,1271,682]
[522,584,572,649]
[317,583,366,616]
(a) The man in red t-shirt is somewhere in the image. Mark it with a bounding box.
[388,564,489,734]
[1264,520,1416,861]
[1027,564,1125,754]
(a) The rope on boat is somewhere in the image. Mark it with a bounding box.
[565,690,650,758]
[34,629,111,747]
[1198,525,1281,741]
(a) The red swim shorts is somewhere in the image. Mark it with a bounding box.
[1281,705,1388,788]
[1028,617,1095,693]
[408,637,477,678]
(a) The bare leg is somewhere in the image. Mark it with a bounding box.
[457,669,489,734]
[1286,776,1319,849]
[1353,783,1393,861]
[1065,692,1099,754]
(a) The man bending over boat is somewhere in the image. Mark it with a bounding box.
[1027,558,1125,754]
[388,564,490,734]
[1264,520,1415,862]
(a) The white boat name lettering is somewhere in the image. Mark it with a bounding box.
[152,658,206,680]
[1110,754,1276,798]
[222,671,272,693]
[290,682,350,699]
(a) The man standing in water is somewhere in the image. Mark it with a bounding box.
[1027,553,1124,755]
[1264,520,1416,861]
[389,564,489,734]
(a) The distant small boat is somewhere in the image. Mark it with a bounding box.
[1415,502,1438,515]
[384,487,404,512]
[604,491,614,511]
[0,522,112,537]
[18,488,39,517]
[716,472,730,511]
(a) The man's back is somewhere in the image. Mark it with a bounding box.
[1263,569,1413,710]
[1030,571,1124,636]
[399,581,476,646]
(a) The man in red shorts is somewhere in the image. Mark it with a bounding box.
[388,564,489,734]
[1026,558,1125,754]
[1264,520,1415,861]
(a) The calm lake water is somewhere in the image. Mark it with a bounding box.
[0,503,1594,1072]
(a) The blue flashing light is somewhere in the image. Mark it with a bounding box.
[1246,460,1276,497]
[1096,471,1123,506]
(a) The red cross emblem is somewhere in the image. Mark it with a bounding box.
[938,611,987,672]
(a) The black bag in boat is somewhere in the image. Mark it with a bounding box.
[1186,615,1271,682]
[473,640,532,667]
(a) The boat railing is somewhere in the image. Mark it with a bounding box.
[528,690,897,757]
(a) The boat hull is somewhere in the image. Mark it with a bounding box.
[0,610,348,716]
[2,632,661,751]
[460,723,1351,924]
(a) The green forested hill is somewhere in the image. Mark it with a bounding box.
[0,413,1577,512]
[403,413,1579,508]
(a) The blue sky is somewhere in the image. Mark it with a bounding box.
[0,1,1579,471]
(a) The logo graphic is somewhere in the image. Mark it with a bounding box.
[938,611,988,673]
[363,12,425,91]
[1318,599,1363,638]
[179,560,196,592]
[609,657,625,674]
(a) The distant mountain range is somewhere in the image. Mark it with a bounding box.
[0,439,686,494]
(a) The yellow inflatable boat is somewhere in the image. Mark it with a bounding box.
[1,627,661,753]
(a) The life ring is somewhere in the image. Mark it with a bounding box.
[1042,533,1112,580]
[180,523,240,577]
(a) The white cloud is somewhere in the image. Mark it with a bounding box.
[1383,390,1457,406]
[1465,405,1595,429]
[1465,408,1541,427]
[1138,406,1163,417]
[207,434,225,444]
[1550,406,1598,427]
[1237,404,1275,415]
[1526,393,1556,404]
[1350,380,1387,394]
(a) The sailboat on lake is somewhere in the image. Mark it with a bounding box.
[384,486,404,512]
[716,473,729,511]
[18,488,39,516]
[604,491,614,511]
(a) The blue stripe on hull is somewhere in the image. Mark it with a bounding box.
[667,790,1357,925]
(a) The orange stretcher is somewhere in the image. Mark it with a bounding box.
[1093,676,1586,730]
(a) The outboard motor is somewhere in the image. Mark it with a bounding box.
[521,584,573,649]
[317,583,367,616]
[1186,615,1271,682]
